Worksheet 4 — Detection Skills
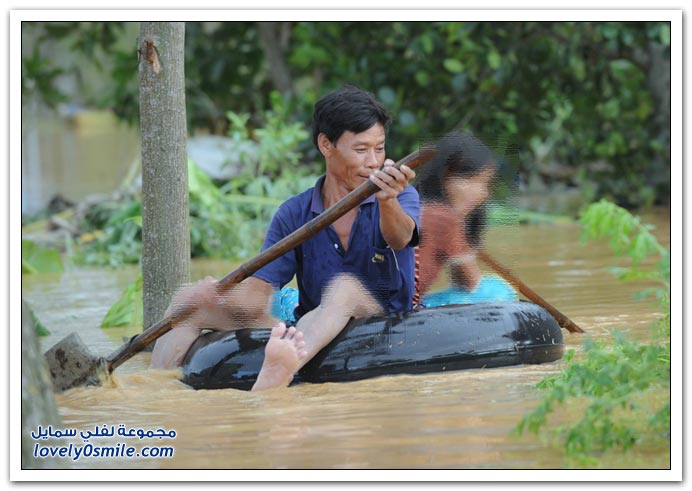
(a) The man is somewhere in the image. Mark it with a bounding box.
[150,86,420,391]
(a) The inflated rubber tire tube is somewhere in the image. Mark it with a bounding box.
[182,301,565,391]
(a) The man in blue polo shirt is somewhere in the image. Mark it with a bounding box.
[151,86,420,391]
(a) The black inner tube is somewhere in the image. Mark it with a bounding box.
[182,301,565,391]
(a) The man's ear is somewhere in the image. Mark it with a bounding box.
[317,133,333,157]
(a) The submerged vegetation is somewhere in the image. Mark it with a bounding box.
[514,200,670,466]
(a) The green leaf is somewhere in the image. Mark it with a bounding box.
[443,58,464,74]
[420,34,434,54]
[22,257,38,274]
[487,50,501,69]
[101,273,143,328]
[415,71,430,87]
[105,200,142,227]
[610,59,634,78]
[124,216,142,228]
[226,111,250,139]
[21,240,64,274]
[660,23,670,46]
[28,305,50,336]
[188,159,222,210]
[600,99,620,120]
[31,249,63,273]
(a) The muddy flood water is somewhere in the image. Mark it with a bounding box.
[21,210,671,473]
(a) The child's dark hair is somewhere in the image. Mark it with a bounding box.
[464,207,486,248]
[416,131,497,247]
[312,86,392,154]
[415,131,496,203]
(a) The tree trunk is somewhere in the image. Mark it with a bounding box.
[138,22,190,330]
[21,301,66,469]
[256,22,294,96]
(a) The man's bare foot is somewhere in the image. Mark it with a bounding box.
[252,323,308,391]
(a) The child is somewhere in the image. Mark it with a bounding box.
[414,132,516,308]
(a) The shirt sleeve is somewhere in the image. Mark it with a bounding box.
[252,203,298,290]
[397,185,421,247]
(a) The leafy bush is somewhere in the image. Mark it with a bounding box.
[189,106,319,260]
[70,104,320,267]
[74,200,143,267]
[226,91,312,177]
[514,200,670,466]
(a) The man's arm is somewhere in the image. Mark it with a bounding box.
[370,160,417,251]
[165,275,276,330]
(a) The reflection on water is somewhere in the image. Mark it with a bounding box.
[22,215,671,470]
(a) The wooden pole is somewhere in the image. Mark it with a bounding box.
[478,250,584,333]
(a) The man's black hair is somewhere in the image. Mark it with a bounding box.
[312,85,392,154]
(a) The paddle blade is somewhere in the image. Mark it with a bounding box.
[44,333,107,392]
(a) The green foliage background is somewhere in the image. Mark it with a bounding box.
[22,21,671,209]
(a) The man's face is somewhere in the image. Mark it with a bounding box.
[324,123,386,191]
